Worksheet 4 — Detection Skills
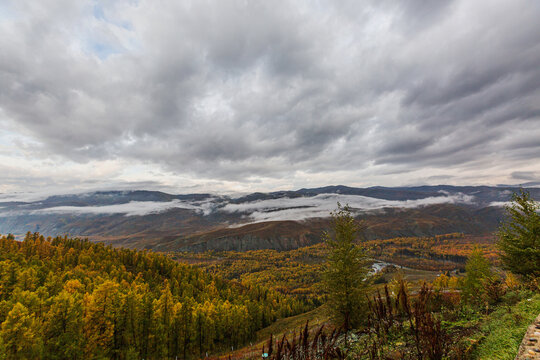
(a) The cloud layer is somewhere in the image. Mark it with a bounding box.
[12,192,474,223]
[0,0,539,192]
[221,193,474,223]
[31,200,199,217]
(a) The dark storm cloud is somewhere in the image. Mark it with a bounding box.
[0,0,539,185]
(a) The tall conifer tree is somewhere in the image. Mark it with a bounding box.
[497,190,540,277]
[322,204,370,329]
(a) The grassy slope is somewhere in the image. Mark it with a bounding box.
[473,293,540,360]
[254,305,329,345]
[215,306,329,359]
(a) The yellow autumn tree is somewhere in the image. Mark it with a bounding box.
[83,281,120,358]
[0,302,42,359]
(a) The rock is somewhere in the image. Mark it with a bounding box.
[514,313,540,359]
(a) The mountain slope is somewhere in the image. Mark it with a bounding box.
[0,185,534,252]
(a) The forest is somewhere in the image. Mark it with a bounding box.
[0,192,538,360]
[0,233,311,359]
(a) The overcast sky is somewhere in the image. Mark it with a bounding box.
[1,0,539,195]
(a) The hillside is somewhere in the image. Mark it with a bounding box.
[0,233,311,359]
[174,232,495,305]
[0,185,531,252]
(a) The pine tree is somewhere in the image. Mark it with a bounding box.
[322,204,370,329]
[497,190,540,277]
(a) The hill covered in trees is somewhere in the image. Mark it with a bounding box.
[1,185,536,252]
[0,233,311,359]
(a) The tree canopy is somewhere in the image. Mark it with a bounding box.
[0,232,307,359]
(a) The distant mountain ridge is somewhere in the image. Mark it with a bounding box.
[0,185,537,252]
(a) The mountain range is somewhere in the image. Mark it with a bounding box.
[0,185,537,252]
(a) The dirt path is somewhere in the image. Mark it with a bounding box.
[515,313,540,359]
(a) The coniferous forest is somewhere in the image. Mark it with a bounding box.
[0,233,309,359]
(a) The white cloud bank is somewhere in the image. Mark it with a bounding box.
[16,192,475,220]
[488,200,540,208]
[488,201,510,207]
[221,193,475,223]
[30,199,214,216]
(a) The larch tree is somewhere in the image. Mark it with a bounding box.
[83,281,119,358]
[44,290,84,360]
[322,204,370,330]
[0,302,42,359]
[152,281,175,358]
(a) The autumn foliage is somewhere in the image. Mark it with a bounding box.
[0,232,307,359]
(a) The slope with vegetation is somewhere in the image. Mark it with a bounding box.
[174,232,496,303]
[255,190,540,360]
[0,233,311,359]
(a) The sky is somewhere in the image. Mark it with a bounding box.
[0,0,539,196]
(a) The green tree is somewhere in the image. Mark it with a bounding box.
[462,247,493,303]
[322,204,370,329]
[497,190,540,277]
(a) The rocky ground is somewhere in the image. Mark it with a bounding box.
[516,314,540,359]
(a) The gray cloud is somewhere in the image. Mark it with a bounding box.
[0,0,539,190]
[511,171,538,181]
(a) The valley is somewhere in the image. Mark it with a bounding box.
[0,185,537,359]
[173,232,488,303]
